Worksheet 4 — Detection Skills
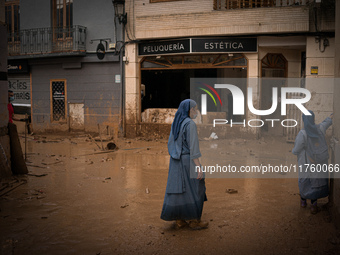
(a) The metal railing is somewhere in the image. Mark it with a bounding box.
[213,0,310,10]
[8,25,86,56]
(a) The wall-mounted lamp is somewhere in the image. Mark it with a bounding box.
[112,0,127,25]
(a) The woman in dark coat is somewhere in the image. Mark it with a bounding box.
[161,99,208,229]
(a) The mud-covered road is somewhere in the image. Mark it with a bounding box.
[1,134,340,255]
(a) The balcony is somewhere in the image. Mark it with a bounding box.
[213,0,309,10]
[8,26,87,58]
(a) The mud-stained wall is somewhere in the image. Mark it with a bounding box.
[0,20,11,179]
[31,57,121,133]
[331,0,340,229]
[0,25,7,129]
[125,44,140,138]
[305,36,334,136]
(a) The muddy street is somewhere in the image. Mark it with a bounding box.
[1,134,340,255]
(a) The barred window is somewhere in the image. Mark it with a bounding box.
[51,80,67,122]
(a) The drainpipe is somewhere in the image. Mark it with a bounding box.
[121,3,126,137]
[113,0,127,137]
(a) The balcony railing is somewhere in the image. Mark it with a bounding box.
[8,25,86,57]
[213,0,309,10]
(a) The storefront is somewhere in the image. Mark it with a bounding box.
[124,35,313,139]
[7,60,31,116]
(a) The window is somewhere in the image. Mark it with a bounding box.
[261,53,287,77]
[50,80,67,122]
[5,0,20,43]
[141,53,247,69]
[52,0,73,39]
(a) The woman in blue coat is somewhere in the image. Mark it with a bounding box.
[161,99,208,229]
[292,110,332,214]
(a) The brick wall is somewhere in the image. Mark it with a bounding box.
[126,1,309,39]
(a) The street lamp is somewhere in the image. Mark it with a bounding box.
[112,0,127,136]
[112,0,127,25]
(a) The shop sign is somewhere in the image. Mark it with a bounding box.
[139,39,191,56]
[8,77,31,105]
[138,38,257,56]
[192,38,257,53]
[115,74,121,83]
[7,60,29,74]
[53,91,65,100]
[96,43,106,60]
[311,66,318,75]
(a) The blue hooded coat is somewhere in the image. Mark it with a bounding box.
[161,99,207,221]
[292,111,332,200]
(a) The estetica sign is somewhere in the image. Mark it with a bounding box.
[192,38,257,53]
[138,38,257,56]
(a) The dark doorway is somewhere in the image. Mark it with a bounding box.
[141,69,218,112]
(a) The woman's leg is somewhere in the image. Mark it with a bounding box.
[311,199,318,214]
[188,219,209,230]
[176,220,188,228]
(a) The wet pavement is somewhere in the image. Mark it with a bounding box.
[1,134,340,255]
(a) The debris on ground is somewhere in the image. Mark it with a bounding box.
[209,132,218,140]
[226,189,238,194]
[27,173,48,177]
[0,179,27,197]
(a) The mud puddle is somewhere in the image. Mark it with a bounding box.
[1,134,339,255]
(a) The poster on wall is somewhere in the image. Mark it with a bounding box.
[8,77,31,106]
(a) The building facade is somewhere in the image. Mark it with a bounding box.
[1,0,12,179]
[4,0,336,139]
[123,0,335,139]
[6,0,124,134]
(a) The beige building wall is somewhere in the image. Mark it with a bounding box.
[305,36,334,126]
[126,1,309,39]
[125,43,140,135]
[244,53,259,135]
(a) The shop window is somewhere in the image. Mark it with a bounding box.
[166,56,183,65]
[141,54,248,122]
[215,54,247,66]
[50,80,67,122]
[201,55,218,64]
[141,53,247,69]
[184,55,200,64]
